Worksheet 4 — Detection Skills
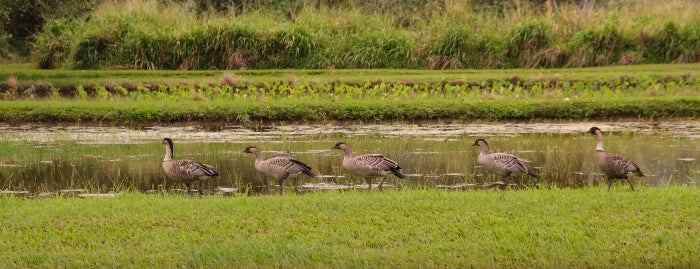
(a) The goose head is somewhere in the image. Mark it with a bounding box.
[243,146,261,154]
[331,142,349,150]
[471,138,488,147]
[163,137,174,146]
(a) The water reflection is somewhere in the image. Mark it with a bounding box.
[0,121,698,194]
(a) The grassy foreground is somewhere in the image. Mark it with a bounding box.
[1,187,698,268]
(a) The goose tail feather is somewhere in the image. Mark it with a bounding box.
[390,168,405,179]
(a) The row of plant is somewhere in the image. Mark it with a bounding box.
[1,74,698,100]
[29,0,700,70]
[0,97,697,124]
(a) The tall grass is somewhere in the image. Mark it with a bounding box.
[29,0,700,70]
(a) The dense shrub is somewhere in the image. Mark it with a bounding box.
[426,25,508,69]
[506,20,560,68]
[638,22,700,63]
[566,23,632,67]
[261,26,317,68]
[30,19,78,69]
[0,0,100,60]
[23,0,700,69]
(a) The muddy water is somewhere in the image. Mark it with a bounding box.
[0,121,698,194]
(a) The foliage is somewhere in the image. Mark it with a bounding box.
[638,21,700,63]
[0,96,697,124]
[566,23,632,67]
[260,26,317,68]
[0,63,698,123]
[20,0,700,69]
[507,20,558,68]
[0,32,10,59]
[0,0,45,40]
[29,19,79,69]
[0,0,99,61]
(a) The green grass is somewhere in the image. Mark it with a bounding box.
[1,63,698,123]
[3,63,700,85]
[0,97,697,124]
[1,187,698,268]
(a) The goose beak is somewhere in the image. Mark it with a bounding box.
[471,142,479,146]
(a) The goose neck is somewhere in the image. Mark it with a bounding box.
[595,132,605,152]
[163,144,174,161]
[254,150,265,163]
[343,147,353,159]
[480,144,489,155]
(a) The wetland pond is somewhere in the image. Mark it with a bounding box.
[0,121,698,196]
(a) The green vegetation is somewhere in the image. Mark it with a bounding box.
[0,97,697,124]
[11,0,700,69]
[3,62,700,85]
[1,188,698,268]
[0,63,698,124]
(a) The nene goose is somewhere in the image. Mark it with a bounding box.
[588,127,644,191]
[471,139,540,180]
[162,138,219,196]
[242,146,316,194]
[331,142,405,191]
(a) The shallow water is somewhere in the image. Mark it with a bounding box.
[0,121,698,194]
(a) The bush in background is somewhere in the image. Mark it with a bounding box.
[20,0,700,69]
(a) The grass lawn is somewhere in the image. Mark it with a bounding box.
[1,187,698,268]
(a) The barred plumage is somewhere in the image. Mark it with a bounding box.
[162,138,219,196]
[471,139,540,180]
[588,127,644,191]
[331,142,405,191]
[243,146,316,194]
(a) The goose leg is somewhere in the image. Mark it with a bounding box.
[277,179,285,195]
[627,179,635,191]
[292,178,301,194]
[500,174,510,189]
[263,178,271,195]
[196,184,204,197]
[366,178,372,191]
[185,182,193,196]
[378,178,385,191]
[606,179,613,191]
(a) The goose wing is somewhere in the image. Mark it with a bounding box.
[354,154,401,171]
[177,159,219,178]
[266,156,316,177]
[490,153,530,173]
[604,153,644,176]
